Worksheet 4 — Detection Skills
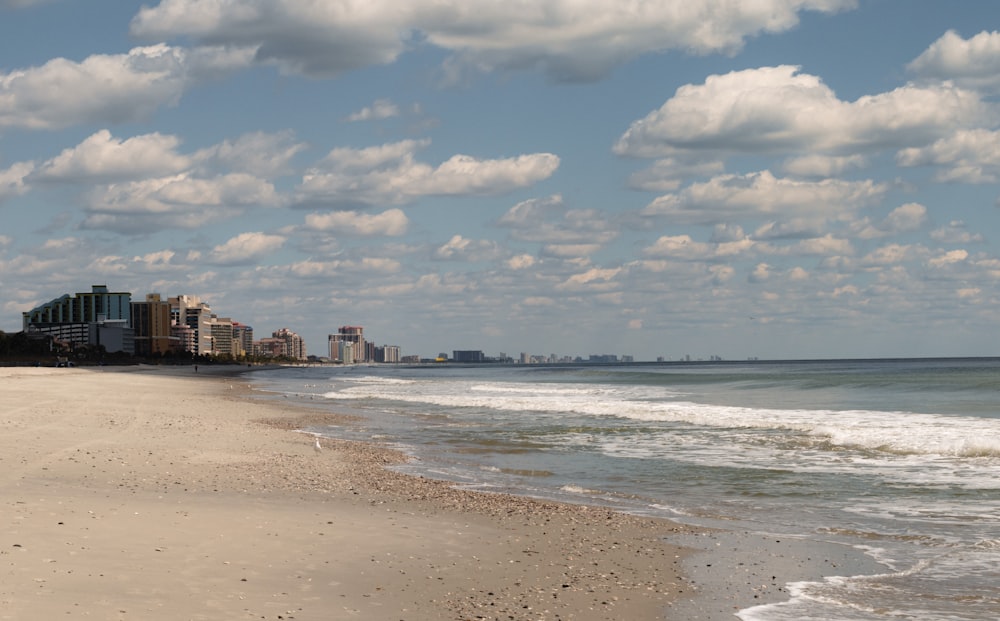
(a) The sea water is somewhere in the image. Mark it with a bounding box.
[249,358,1000,620]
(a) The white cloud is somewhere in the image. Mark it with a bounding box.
[908,30,1000,91]
[82,173,281,233]
[297,140,559,206]
[558,266,621,290]
[0,161,34,201]
[506,254,536,270]
[541,243,603,258]
[641,170,885,224]
[209,232,286,265]
[781,154,866,177]
[195,130,307,177]
[882,203,928,233]
[614,65,989,158]
[749,263,771,282]
[36,130,190,181]
[498,195,618,249]
[347,98,400,122]
[433,234,503,261]
[132,249,178,270]
[778,234,852,256]
[284,257,402,279]
[304,208,409,236]
[896,129,1000,183]
[643,234,754,260]
[930,221,985,244]
[0,44,253,130]
[627,157,725,191]
[928,248,969,268]
[130,0,856,81]
[861,243,922,266]
[92,173,281,214]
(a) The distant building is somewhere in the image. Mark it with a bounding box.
[328,326,364,363]
[374,345,400,363]
[588,354,619,363]
[209,317,234,356]
[169,295,213,355]
[130,293,175,356]
[452,350,485,363]
[22,285,134,353]
[273,327,306,360]
[232,322,253,358]
[254,337,287,358]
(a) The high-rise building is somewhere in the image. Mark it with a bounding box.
[374,345,400,363]
[232,322,253,357]
[273,328,306,360]
[328,326,364,363]
[453,350,485,362]
[131,293,174,356]
[23,284,131,328]
[209,316,234,356]
[22,285,134,353]
[169,295,213,355]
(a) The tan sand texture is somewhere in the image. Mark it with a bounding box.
[0,366,694,620]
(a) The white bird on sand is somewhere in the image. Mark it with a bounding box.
[314,437,322,453]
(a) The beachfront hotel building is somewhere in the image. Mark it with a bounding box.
[130,293,174,356]
[22,285,135,353]
[169,295,214,356]
[272,327,306,360]
[374,344,400,363]
[18,285,314,362]
[328,325,365,363]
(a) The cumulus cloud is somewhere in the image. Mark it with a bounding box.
[908,30,1000,91]
[0,44,253,130]
[194,130,307,177]
[928,248,969,268]
[641,170,885,224]
[627,157,725,191]
[209,231,286,264]
[130,0,855,81]
[643,234,754,260]
[82,173,281,233]
[930,220,985,244]
[781,154,866,177]
[303,208,409,236]
[506,254,536,270]
[497,194,618,253]
[35,130,190,182]
[614,65,989,158]
[897,129,1000,183]
[558,266,621,290]
[433,234,503,261]
[346,98,400,122]
[0,161,34,201]
[296,139,558,206]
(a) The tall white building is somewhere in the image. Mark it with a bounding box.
[169,295,213,355]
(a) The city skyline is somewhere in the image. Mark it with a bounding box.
[3,3,1000,360]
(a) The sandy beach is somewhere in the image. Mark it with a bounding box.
[1,366,701,620]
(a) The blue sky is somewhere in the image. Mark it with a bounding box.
[2,1,1000,361]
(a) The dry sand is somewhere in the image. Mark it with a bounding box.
[0,366,699,620]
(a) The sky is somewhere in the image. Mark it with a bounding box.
[2,1,1000,361]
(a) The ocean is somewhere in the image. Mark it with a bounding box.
[248,358,1000,620]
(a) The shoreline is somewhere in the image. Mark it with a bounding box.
[1,365,694,620]
[242,363,892,621]
[1,364,887,620]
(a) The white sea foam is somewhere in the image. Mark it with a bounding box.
[322,376,1000,464]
